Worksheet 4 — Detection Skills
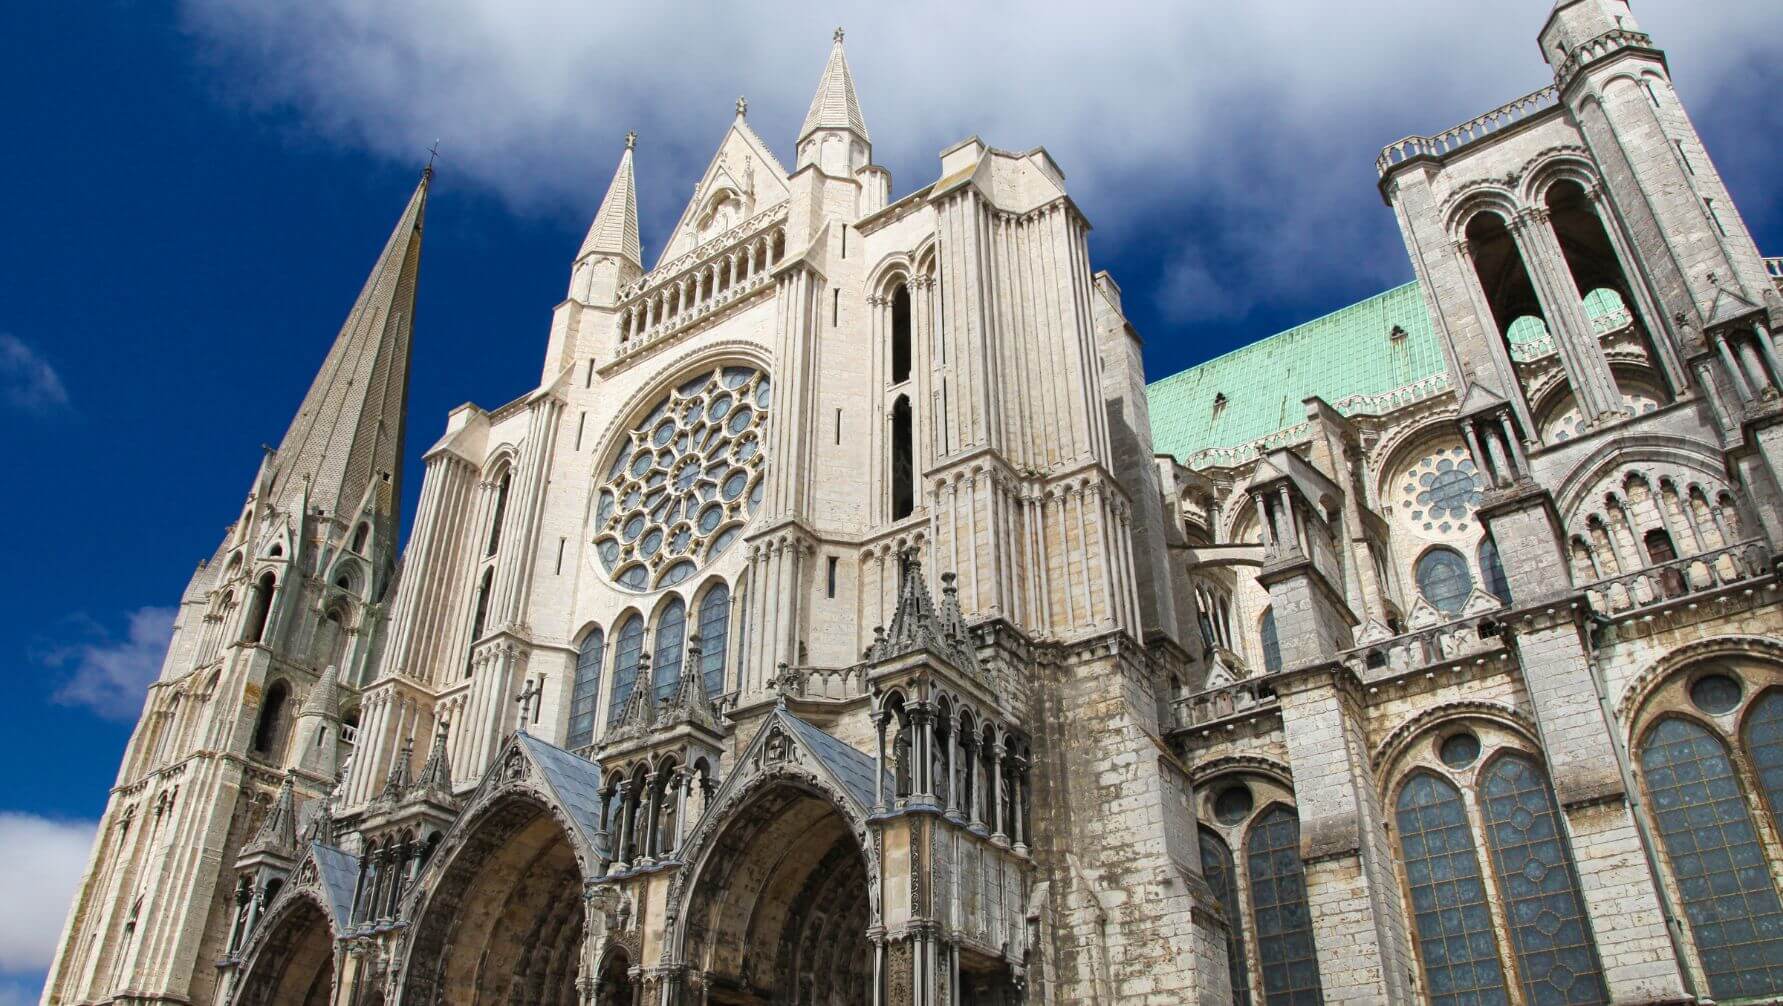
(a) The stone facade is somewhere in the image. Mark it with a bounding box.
[41,4,1783,1004]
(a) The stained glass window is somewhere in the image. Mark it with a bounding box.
[1246,807,1323,1005]
[606,615,645,727]
[1395,772,1509,1005]
[1396,446,1482,534]
[1479,755,1608,1005]
[697,584,731,698]
[1260,607,1282,675]
[566,628,603,749]
[1200,828,1252,1006]
[1416,547,1474,615]
[652,598,687,702]
[1640,717,1783,1000]
[593,366,767,592]
[1746,692,1783,842]
[1479,537,1511,605]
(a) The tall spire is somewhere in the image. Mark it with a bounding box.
[269,171,428,521]
[798,28,870,145]
[578,134,642,268]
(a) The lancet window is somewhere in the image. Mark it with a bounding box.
[1195,775,1321,1004]
[567,626,604,749]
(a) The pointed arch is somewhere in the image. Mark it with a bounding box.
[607,613,646,728]
[1393,771,1509,1004]
[695,579,732,699]
[567,624,605,749]
[1243,803,1322,1003]
[651,595,688,703]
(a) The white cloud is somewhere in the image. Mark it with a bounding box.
[0,813,96,974]
[179,1,1782,318]
[44,608,177,722]
[0,334,70,414]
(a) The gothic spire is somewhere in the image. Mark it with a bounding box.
[245,771,300,857]
[268,171,428,523]
[577,134,642,268]
[299,664,342,720]
[412,720,454,801]
[798,28,870,145]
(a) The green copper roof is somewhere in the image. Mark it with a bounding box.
[1146,282,1446,464]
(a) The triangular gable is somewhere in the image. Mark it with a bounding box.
[654,120,791,268]
[1704,286,1762,330]
[709,703,889,820]
[514,733,609,861]
[307,842,360,931]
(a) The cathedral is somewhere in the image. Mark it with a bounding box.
[41,2,1783,1003]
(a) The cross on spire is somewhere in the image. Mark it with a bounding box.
[426,139,441,171]
[834,26,845,43]
[624,130,637,150]
[735,95,748,118]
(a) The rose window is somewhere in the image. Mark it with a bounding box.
[1396,445,1482,535]
[593,366,768,591]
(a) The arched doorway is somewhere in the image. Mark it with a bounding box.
[235,897,335,1006]
[403,796,588,1005]
[678,783,875,1004]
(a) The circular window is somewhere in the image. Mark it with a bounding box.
[1212,784,1254,825]
[592,366,769,591]
[1439,731,1482,769]
[1396,445,1482,535]
[1690,673,1743,715]
[1416,547,1474,615]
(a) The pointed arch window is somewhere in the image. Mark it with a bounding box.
[697,584,731,699]
[891,395,914,521]
[1199,828,1251,1005]
[1478,536,1511,604]
[607,615,645,728]
[351,522,370,554]
[465,567,493,679]
[567,627,604,749]
[244,572,276,645]
[1642,715,1783,999]
[252,680,289,755]
[1477,754,1607,1004]
[891,284,912,385]
[1259,606,1282,675]
[1246,806,1323,1004]
[486,471,512,557]
[1395,772,1510,1005]
[652,598,687,702]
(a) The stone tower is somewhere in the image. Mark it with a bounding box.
[41,171,428,1006]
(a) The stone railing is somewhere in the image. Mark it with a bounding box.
[771,665,870,702]
[1585,539,1770,617]
[1341,609,1508,681]
[1329,371,1453,416]
[1766,257,1783,282]
[1378,85,1561,177]
[610,212,789,363]
[1171,677,1279,731]
[1555,29,1658,88]
[1507,306,1634,363]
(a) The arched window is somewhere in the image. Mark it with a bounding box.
[319,607,348,671]
[1478,536,1510,604]
[567,627,604,749]
[890,284,912,385]
[252,680,289,755]
[891,395,914,521]
[1478,755,1607,1003]
[486,471,512,558]
[1415,546,1474,614]
[651,598,687,703]
[1395,772,1509,1004]
[244,572,276,645]
[1643,527,1676,565]
[351,522,370,554]
[607,615,645,727]
[1246,806,1322,1003]
[1640,717,1783,999]
[1744,691,1783,832]
[697,584,731,698]
[465,568,493,679]
[1199,828,1251,1005]
[1259,607,1282,675]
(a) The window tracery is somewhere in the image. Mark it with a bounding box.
[593,366,768,592]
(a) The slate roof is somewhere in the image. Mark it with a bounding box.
[778,708,888,812]
[517,733,608,860]
[308,843,360,931]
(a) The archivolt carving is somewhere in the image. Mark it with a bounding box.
[1615,634,1783,726]
[1371,699,1539,775]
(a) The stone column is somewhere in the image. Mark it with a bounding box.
[1714,331,1753,402]
[614,780,634,870]
[989,738,1008,847]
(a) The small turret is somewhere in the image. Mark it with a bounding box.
[570,133,643,305]
[794,28,871,177]
[290,664,345,778]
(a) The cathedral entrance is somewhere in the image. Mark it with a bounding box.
[403,796,587,1005]
[680,783,874,1004]
[234,897,335,1006]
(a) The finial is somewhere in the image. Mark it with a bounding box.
[625,130,637,151]
[425,139,441,179]
[833,26,845,44]
[735,95,748,118]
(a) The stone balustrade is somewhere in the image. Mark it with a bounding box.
[1172,677,1279,731]
[1342,610,1508,681]
[1584,539,1770,617]
[1766,257,1782,282]
[1377,85,1560,177]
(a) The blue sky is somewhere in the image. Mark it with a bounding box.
[2,0,1778,999]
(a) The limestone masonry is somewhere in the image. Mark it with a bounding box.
[42,4,1783,1003]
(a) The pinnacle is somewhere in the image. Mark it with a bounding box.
[579,137,643,267]
[798,29,869,144]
